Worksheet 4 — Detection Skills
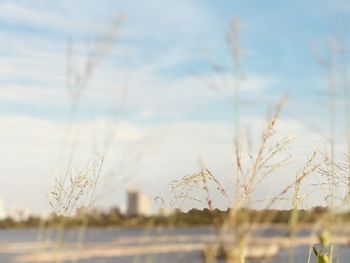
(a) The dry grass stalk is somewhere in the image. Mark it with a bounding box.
[36,17,124,263]
[48,156,104,217]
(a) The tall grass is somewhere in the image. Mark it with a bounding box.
[33,16,125,263]
[167,18,350,263]
[27,13,350,263]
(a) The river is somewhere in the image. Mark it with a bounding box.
[0,227,349,262]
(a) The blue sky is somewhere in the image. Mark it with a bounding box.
[0,0,349,215]
[0,0,347,122]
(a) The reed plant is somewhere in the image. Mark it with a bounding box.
[31,12,350,263]
[167,18,350,263]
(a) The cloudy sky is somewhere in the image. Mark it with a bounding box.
[0,0,349,215]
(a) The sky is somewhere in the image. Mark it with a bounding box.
[0,0,350,215]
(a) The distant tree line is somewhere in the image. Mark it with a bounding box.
[0,206,347,229]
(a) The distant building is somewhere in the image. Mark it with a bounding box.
[108,206,122,216]
[40,211,53,220]
[158,207,176,217]
[126,188,151,216]
[9,205,30,221]
[0,199,6,219]
[75,206,103,217]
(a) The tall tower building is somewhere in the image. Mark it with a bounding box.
[126,188,151,216]
[0,199,6,219]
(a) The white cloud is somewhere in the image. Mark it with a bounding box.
[0,115,147,213]
[0,115,231,213]
[0,1,277,129]
[0,29,276,117]
[0,1,120,34]
[0,2,71,31]
[0,112,339,213]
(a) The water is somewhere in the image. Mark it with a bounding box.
[0,227,349,262]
